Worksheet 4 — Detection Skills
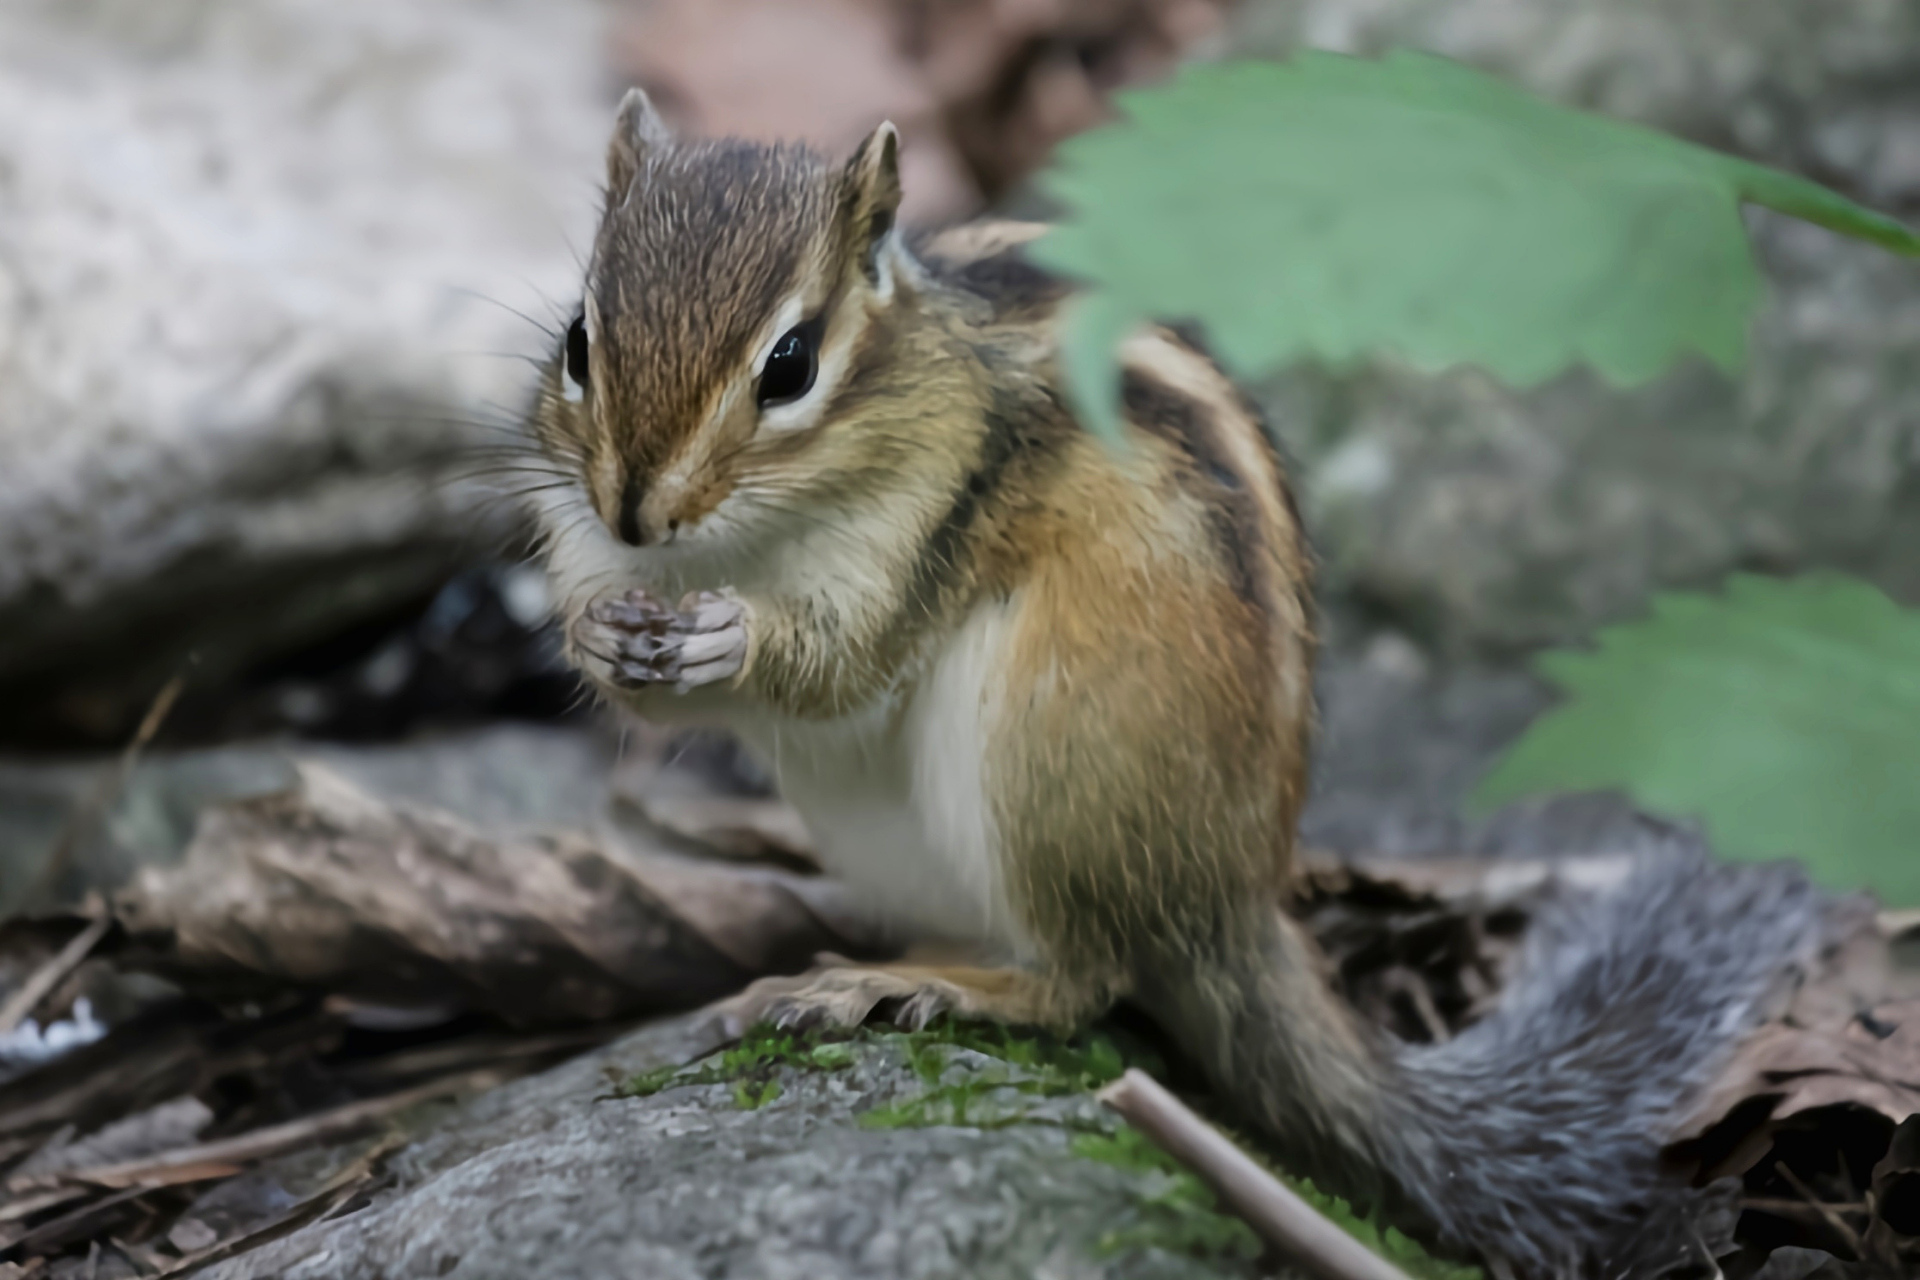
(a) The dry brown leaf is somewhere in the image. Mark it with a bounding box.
[1863,1115,1920,1262]
[1671,996,1920,1155]
[1653,899,1920,1267]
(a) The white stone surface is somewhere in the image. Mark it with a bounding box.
[0,0,615,709]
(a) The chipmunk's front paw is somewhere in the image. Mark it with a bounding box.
[713,967,965,1037]
[574,588,747,693]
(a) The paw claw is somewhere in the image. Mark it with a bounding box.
[712,967,974,1041]
[571,587,747,692]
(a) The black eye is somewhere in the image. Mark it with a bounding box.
[756,320,819,408]
[565,315,589,390]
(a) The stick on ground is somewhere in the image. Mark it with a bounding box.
[1098,1069,1415,1280]
[21,672,184,914]
[9,1068,503,1194]
[0,914,112,1040]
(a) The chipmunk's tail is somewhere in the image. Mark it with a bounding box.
[1139,838,1832,1279]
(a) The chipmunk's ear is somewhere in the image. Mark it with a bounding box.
[606,88,673,201]
[840,121,902,287]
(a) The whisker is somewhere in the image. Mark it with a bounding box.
[444,350,552,371]
[451,451,573,470]
[361,413,531,438]
[505,272,577,327]
[448,287,562,339]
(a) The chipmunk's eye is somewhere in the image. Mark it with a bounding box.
[563,314,589,400]
[756,319,819,408]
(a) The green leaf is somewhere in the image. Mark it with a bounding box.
[1055,290,1140,444]
[1475,574,1920,905]
[1031,50,1920,421]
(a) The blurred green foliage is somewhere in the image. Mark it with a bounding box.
[1035,48,1920,906]
[1032,49,1920,439]
[1475,575,1920,904]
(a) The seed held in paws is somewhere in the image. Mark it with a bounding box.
[575,588,747,693]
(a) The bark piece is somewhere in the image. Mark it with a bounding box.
[111,763,885,1026]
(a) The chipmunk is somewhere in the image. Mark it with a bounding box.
[525,90,1827,1278]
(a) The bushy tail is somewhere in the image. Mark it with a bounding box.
[1142,839,1833,1278]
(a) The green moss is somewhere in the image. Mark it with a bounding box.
[618,1016,1475,1279]
[1070,1129,1263,1261]
[732,1078,784,1110]
[860,1020,1477,1278]
[618,1062,684,1099]
[890,1016,1146,1087]
[850,1020,1261,1263]
[1197,1119,1484,1280]
[614,1025,857,1108]
[855,1017,1146,1130]
[1282,1175,1482,1280]
[860,1075,1055,1130]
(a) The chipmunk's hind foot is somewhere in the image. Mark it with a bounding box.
[715,966,976,1037]
[713,963,1098,1039]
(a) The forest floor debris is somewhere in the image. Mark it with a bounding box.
[0,732,1913,1275]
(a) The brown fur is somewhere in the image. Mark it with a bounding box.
[532,95,1405,1264]
[532,89,1328,1114]
[533,98,1839,1280]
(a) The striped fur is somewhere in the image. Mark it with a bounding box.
[526,103,1832,1278]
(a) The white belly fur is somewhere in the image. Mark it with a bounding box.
[728,600,1026,956]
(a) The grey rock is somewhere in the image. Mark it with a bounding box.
[0,0,609,733]
[193,1015,1275,1280]
[1227,0,1920,654]
[1300,621,1658,859]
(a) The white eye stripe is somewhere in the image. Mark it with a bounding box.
[756,310,872,436]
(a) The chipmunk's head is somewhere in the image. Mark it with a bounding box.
[533,89,913,552]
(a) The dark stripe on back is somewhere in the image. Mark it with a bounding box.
[1122,369,1270,616]
[902,372,1073,623]
[919,241,1071,322]
[1159,324,1316,594]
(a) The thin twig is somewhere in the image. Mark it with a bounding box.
[151,1131,407,1278]
[0,914,112,1039]
[0,1188,90,1226]
[1098,1069,1415,1280]
[332,1025,621,1083]
[0,1186,147,1260]
[107,1235,162,1276]
[1744,1196,1868,1220]
[23,674,184,912]
[11,1068,501,1194]
[1380,969,1450,1044]
[1772,1161,1862,1252]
